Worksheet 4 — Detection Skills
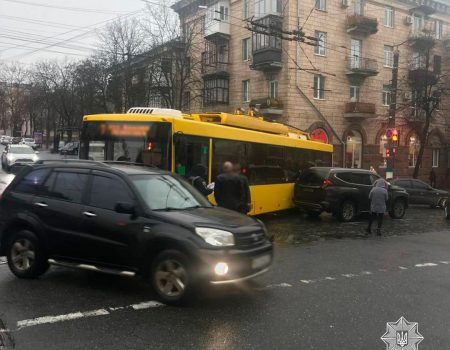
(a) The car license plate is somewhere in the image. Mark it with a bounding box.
[251,254,271,269]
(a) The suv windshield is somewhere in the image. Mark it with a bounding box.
[131,174,211,210]
[10,146,34,154]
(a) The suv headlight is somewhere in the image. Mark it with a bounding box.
[195,227,235,247]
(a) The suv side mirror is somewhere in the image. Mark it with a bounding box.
[115,202,135,215]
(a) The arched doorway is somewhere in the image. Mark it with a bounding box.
[345,130,362,168]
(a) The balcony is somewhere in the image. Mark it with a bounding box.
[408,67,438,85]
[346,15,378,36]
[251,48,282,71]
[204,1,230,39]
[201,62,229,78]
[346,57,379,80]
[409,31,435,51]
[344,102,376,119]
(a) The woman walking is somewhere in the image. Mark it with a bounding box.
[367,179,388,236]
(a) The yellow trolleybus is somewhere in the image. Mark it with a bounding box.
[79,108,333,215]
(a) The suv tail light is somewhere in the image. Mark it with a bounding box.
[322,179,333,189]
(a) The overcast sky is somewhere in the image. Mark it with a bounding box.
[0,0,149,64]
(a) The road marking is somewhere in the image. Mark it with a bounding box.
[0,258,6,265]
[341,273,358,278]
[398,266,408,270]
[439,261,450,264]
[415,263,438,267]
[300,279,315,284]
[14,300,164,331]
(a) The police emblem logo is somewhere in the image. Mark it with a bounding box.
[381,317,423,350]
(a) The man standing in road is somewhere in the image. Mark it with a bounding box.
[214,161,251,214]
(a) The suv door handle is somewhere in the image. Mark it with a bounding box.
[34,202,48,207]
[82,211,97,217]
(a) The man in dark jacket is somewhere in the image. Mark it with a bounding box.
[188,164,213,197]
[214,162,251,214]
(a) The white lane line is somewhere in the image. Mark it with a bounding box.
[360,271,373,275]
[415,263,438,267]
[300,279,315,284]
[439,261,450,264]
[15,300,164,331]
[0,257,6,265]
[257,282,293,291]
[341,273,358,278]
[324,276,336,280]
[398,266,408,270]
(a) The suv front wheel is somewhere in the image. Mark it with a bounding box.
[338,200,356,222]
[389,199,406,219]
[7,230,49,279]
[150,250,194,305]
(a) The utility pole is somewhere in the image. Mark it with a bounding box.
[386,50,399,179]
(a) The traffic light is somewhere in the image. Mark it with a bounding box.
[386,148,391,158]
[386,128,399,148]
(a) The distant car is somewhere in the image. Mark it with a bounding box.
[0,136,12,145]
[293,167,409,222]
[59,142,79,155]
[1,144,39,171]
[391,178,448,208]
[11,137,21,144]
[20,138,37,150]
[0,161,273,304]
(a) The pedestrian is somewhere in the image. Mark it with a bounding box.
[369,165,377,174]
[367,179,388,236]
[187,164,213,197]
[214,161,251,214]
[429,168,436,188]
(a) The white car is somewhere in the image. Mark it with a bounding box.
[20,138,37,149]
[0,136,12,145]
[1,144,39,171]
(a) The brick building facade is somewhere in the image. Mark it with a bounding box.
[171,0,450,186]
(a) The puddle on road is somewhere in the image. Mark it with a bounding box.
[260,207,450,245]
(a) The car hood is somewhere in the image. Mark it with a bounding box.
[8,153,35,160]
[434,189,449,195]
[153,206,261,231]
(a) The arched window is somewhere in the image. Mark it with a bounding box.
[310,128,329,143]
[429,134,441,168]
[408,133,420,167]
[345,130,362,168]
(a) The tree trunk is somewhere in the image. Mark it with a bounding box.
[413,111,432,178]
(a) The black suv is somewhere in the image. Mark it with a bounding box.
[293,167,409,222]
[0,161,273,304]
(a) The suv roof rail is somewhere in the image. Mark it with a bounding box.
[101,161,157,168]
[35,159,109,167]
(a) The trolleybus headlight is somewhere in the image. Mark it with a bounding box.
[195,227,235,247]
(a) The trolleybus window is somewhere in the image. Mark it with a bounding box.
[80,122,171,170]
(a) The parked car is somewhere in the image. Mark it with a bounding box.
[293,167,409,222]
[1,144,39,171]
[0,161,273,304]
[390,178,448,208]
[0,136,12,145]
[445,197,450,220]
[11,137,21,144]
[20,138,37,150]
[59,142,79,155]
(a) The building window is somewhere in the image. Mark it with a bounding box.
[242,38,251,61]
[269,80,278,98]
[314,31,326,56]
[310,128,329,143]
[255,0,282,17]
[408,134,420,167]
[204,78,229,105]
[379,134,388,167]
[384,6,394,27]
[382,85,392,106]
[412,51,426,69]
[313,75,325,100]
[346,130,362,168]
[183,22,192,39]
[252,16,282,51]
[242,80,250,102]
[316,0,326,11]
[350,85,360,102]
[200,16,206,36]
[219,5,229,20]
[243,0,250,18]
[384,45,394,67]
[432,148,440,167]
[412,13,423,34]
[352,0,363,15]
[434,20,443,39]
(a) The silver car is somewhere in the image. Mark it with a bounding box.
[1,144,39,171]
[20,138,37,149]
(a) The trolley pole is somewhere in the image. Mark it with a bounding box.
[387,50,399,179]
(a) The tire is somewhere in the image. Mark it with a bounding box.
[389,199,406,219]
[150,250,194,305]
[338,200,356,222]
[6,230,49,279]
[438,198,447,208]
[445,204,450,220]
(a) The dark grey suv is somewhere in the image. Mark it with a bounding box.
[293,167,409,222]
[0,161,273,304]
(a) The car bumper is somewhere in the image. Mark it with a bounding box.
[294,200,331,212]
[198,242,273,284]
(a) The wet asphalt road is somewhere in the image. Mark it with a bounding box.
[0,151,450,349]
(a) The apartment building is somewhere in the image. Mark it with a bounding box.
[171,0,450,185]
